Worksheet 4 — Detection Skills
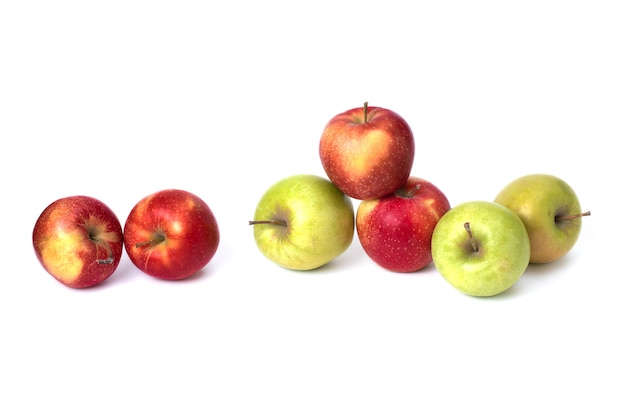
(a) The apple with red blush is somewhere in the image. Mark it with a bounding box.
[356,177,451,272]
[123,189,220,280]
[32,195,124,289]
[319,102,415,200]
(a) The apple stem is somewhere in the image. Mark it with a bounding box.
[403,184,421,198]
[363,101,369,122]
[555,210,591,222]
[464,222,479,252]
[135,234,166,248]
[248,220,288,227]
[97,256,114,265]
[91,235,115,265]
[96,246,114,264]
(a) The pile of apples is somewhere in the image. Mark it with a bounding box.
[249,102,591,297]
[33,102,590,297]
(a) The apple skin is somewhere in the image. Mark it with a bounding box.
[356,176,451,272]
[249,174,355,271]
[431,201,531,297]
[123,189,220,280]
[319,102,415,200]
[32,196,124,289]
[494,173,589,264]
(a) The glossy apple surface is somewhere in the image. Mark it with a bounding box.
[494,173,590,264]
[319,102,415,200]
[356,176,450,272]
[249,174,354,270]
[32,196,124,289]
[431,201,530,297]
[123,189,220,280]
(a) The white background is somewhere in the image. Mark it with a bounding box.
[1,1,624,416]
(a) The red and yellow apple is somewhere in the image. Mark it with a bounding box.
[123,189,220,280]
[319,102,415,200]
[32,196,124,289]
[356,177,451,272]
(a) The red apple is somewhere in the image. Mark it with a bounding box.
[356,177,451,272]
[32,196,124,289]
[319,102,415,200]
[123,189,220,280]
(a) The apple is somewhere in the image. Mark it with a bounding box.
[356,176,451,272]
[319,102,415,200]
[249,174,355,270]
[32,196,124,289]
[431,201,531,297]
[123,189,220,280]
[494,173,590,264]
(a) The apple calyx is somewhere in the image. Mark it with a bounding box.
[464,222,479,252]
[555,210,591,222]
[248,220,288,227]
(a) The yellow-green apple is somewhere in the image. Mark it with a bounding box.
[32,196,124,289]
[431,201,531,297]
[249,174,355,270]
[356,176,450,272]
[319,102,415,200]
[494,173,590,264]
[123,189,220,280]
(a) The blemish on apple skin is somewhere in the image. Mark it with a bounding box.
[424,199,441,218]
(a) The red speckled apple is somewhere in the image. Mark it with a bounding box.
[123,189,220,280]
[319,102,415,200]
[356,177,451,272]
[32,196,124,289]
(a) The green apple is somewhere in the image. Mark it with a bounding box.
[249,174,355,270]
[494,173,590,264]
[431,201,531,297]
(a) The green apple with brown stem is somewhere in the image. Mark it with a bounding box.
[431,201,531,297]
[494,173,590,264]
[249,174,355,270]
